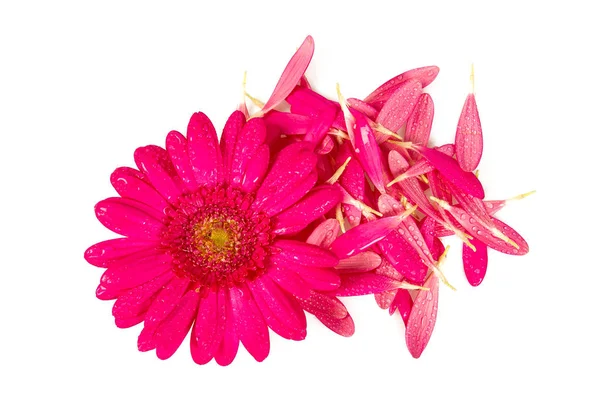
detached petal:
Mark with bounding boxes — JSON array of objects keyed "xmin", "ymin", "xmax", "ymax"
[
  {"xmin": 375, "ymin": 79, "xmax": 422, "ymax": 142},
  {"xmin": 406, "ymin": 275, "xmax": 439, "ymax": 358},
  {"xmin": 365, "ymin": 65, "xmax": 439, "ymax": 105},
  {"xmin": 455, "ymin": 93, "xmax": 483, "ymax": 172},
  {"xmin": 463, "ymin": 237, "xmax": 488, "ymax": 286}
]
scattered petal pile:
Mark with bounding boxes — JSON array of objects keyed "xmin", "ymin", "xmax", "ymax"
[{"xmin": 85, "ymin": 35, "xmax": 530, "ymax": 363}]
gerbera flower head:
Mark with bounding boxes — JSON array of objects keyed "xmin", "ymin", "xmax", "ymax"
[{"xmin": 85, "ymin": 110, "xmax": 345, "ymax": 365}]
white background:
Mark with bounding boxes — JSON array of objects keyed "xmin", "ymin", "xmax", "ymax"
[{"xmin": 1, "ymin": 1, "xmax": 597, "ymax": 419}]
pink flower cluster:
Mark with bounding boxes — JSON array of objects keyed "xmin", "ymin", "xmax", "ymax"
[{"xmin": 85, "ymin": 36, "xmax": 529, "ymax": 363}]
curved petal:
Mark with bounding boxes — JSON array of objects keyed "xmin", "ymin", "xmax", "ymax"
[
  {"xmin": 272, "ymin": 184, "xmax": 342, "ymax": 235},
  {"xmin": 110, "ymin": 167, "xmax": 169, "ymax": 212},
  {"xmin": 240, "ymin": 144, "xmax": 270, "ymax": 193},
  {"xmin": 214, "ymin": 289, "xmax": 239, "ymax": 366},
  {"xmin": 230, "ymin": 286, "xmax": 270, "ymax": 362},
  {"xmin": 134, "ymin": 145, "xmax": 184, "ymax": 204},
  {"xmin": 98, "ymin": 253, "xmax": 171, "ymax": 297},
  {"xmin": 187, "ymin": 112, "xmax": 223, "ymax": 187},
  {"xmin": 191, "ymin": 288, "xmax": 226, "ymax": 365},
  {"xmin": 230, "ymin": 118, "xmax": 266, "ymax": 187},
  {"xmin": 390, "ymin": 288, "xmax": 413, "ymax": 324},
  {"xmin": 220, "ymin": 110, "xmax": 246, "ymax": 177},
  {"xmin": 84, "ymin": 238, "xmax": 157, "ymax": 268},
  {"xmin": 155, "ymin": 290, "xmax": 201, "ymax": 360},
  {"xmin": 95, "ymin": 197, "xmax": 165, "ymax": 239},
  {"xmin": 268, "ymin": 265, "xmax": 311, "ymax": 299},
  {"xmin": 165, "ymin": 130, "xmax": 199, "ymax": 190},
  {"xmin": 274, "ymin": 239, "xmax": 339, "ymax": 267},
  {"xmin": 248, "ymin": 276, "xmax": 306, "ymax": 341}
]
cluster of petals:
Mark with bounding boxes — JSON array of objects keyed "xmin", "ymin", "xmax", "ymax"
[{"xmin": 85, "ymin": 35, "xmax": 529, "ymax": 363}]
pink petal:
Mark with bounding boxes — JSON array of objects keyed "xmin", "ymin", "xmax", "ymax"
[
  {"xmin": 375, "ymin": 79, "xmax": 422, "ymax": 141},
  {"xmin": 336, "ymin": 273, "xmax": 401, "ymax": 296},
  {"xmin": 463, "ymin": 237, "xmax": 488, "ymax": 287},
  {"xmin": 110, "ymin": 167, "xmax": 169, "ymax": 212},
  {"xmin": 405, "ymin": 274, "xmax": 439, "ymax": 358},
  {"xmin": 390, "ymin": 289, "xmax": 413, "ymax": 325},
  {"xmin": 190, "ymin": 288, "xmax": 225, "ymax": 365},
  {"xmin": 419, "ymin": 217, "xmax": 445, "ymax": 260},
  {"xmin": 220, "ymin": 110, "xmax": 246, "ymax": 177},
  {"xmin": 288, "ymin": 264, "xmax": 341, "ymax": 291},
  {"xmin": 252, "ymin": 142, "xmax": 317, "ymax": 215},
  {"xmin": 455, "ymin": 93, "xmax": 483, "ymax": 172},
  {"xmin": 248, "ymin": 276, "xmax": 307, "ymax": 340},
  {"xmin": 287, "ymin": 86, "xmax": 338, "ymax": 117},
  {"xmin": 264, "ymin": 111, "xmax": 312, "ymax": 136},
  {"xmin": 268, "ymin": 265, "xmax": 311, "ymax": 299},
  {"xmin": 315, "ymin": 135, "xmax": 335, "ymax": 154},
  {"xmin": 348, "ymin": 98, "xmax": 378, "ymax": 119},
  {"xmin": 137, "ymin": 275, "xmax": 189, "ymax": 352},
  {"xmin": 165, "ymin": 130, "xmax": 199, "ymax": 190},
  {"xmin": 306, "ymin": 218, "xmax": 340, "ymax": 248},
  {"xmin": 298, "ymin": 291, "xmax": 348, "ymax": 319},
  {"xmin": 261, "ymin": 35, "xmax": 315, "ymax": 115},
  {"xmin": 230, "ymin": 117, "xmax": 266, "ymax": 187},
  {"xmin": 365, "ymin": 65, "xmax": 439, "ymax": 105},
  {"xmin": 240, "ymin": 144, "xmax": 270, "ymax": 193},
  {"xmin": 375, "ymin": 289, "xmax": 397, "ymax": 310},
  {"xmin": 337, "ymin": 141, "xmax": 365, "ymax": 200},
  {"xmin": 330, "ymin": 214, "xmax": 409, "ymax": 258},
  {"xmin": 350, "ymin": 109, "xmax": 386, "ymax": 194},
  {"xmin": 214, "ymin": 289, "xmax": 240, "ymax": 366},
  {"xmin": 187, "ymin": 112, "xmax": 223, "ymax": 187},
  {"xmin": 377, "ymin": 231, "xmax": 428, "ymax": 284},
  {"xmin": 230, "ymin": 286, "xmax": 270, "ymax": 362},
  {"xmin": 274, "ymin": 239, "xmax": 339, "ymax": 267},
  {"xmin": 374, "ymin": 259, "xmax": 403, "ymax": 281},
  {"xmin": 414, "ymin": 145, "xmax": 485, "ymax": 199},
  {"xmin": 134, "ymin": 145, "xmax": 183, "ymax": 204},
  {"xmin": 84, "ymin": 238, "xmax": 157, "ymax": 268},
  {"xmin": 405, "ymin": 93, "xmax": 434, "ymax": 147},
  {"xmin": 272, "ymin": 184, "xmax": 342, "ymax": 235},
  {"xmin": 111, "ymin": 271, "xmax": 172, "ymax": 321},
  {"xmin": 314, "ymin": 313, "xmax": 355, "ymax": 337},
  {"xmin": 335, "ymin": 251, "xmax": 382, "ymax": 273},
  {"xmin": 94, "ymin": 197, "xmax": 165, "ymax": 239},
  {"xmin": 155, "ymin": 290, "xmax": 201, "ymax": 360}
]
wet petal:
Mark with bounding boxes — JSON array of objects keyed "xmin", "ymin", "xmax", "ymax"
[
  {"xmin": 405, "ymin": 93, "xmax": 434, "ymax": 147},
  {"xmin": 230, "ymin": 117, "xmax": 266, "ymax": 187},
  {"xmin": 110, "ymin": 167, "xmax": 169, "ymax": 212},
  {"xmin": 272, "ymin": 184, "xmax": 342, "ymax": 235},
  {"xmin": 390, "ymin": 289, "xmax": 413, "ymax": 324},
  {"xmin": 240, "ymin": 144, "xmax": 270, "ymax": 193},
  {"xmin": 190, "ymin": 288, "xmax": 226, "ymax": 365},
  {"xmin": 365, "ymin": 65, "xmax": 439, "ymax": 105},
  {"xmin": 306, "ymin": 218, "xmax": 340, "ymax": 248},
  {"xmin": 375, "ymin": 79, "xmax": 422, "ymax": 141},
  {"xmin": 336, "ymin": 273, "xmax": 401, "ymax": 296},
  {"xmin": 95, "ymin": 197, "xmax": 165, "ymax": 239},
  {"xmin": 112, "ymin": 271, "xmax": 172, "ymax": 321},
  {"xmin": 155, "ymin": 290, "xmax": 201, "ymax": 360},
  {"xmin": 405, "ymin": 275, "xmax": 439, "ymax": 358},
  {"xmin": 84, "ymin": 238, "xmax": 157, "ymax": 268},
  {"xmin": 455, "ymin": 93, "xmax": 483, "ymax": 172},
  {"xmin": 220, "ymin": 110, "xmax": 246, "ymax": 177},
  {"xmin": 165, "ymin": 130, "xmax": 199, "ymax": 190},
  {"xmin": 463, "ymin": 237, "xmax": 488, "ymax": 287},
  {"xmin": 230, "ymin": 286, "xmax": 270, "ymax": 362},
  {"xmin": 335, "ymin": 251, "xmax": 382, "ymax": 273},
  {"xmin": 268, "ymin": 265, "xmax": 311, "ymax": 299},
  {"xmin": 274, "ymin": 239, "xmax": 339, "ymax": 267},
  {"xmin": 187, "ymin": 112, "xmax": 223, "ymax": 186},
  {"xmin": 214, "ymin": 289, "xmax": 240, "ymax": 366},
  {"xmin": 134, "ymin": 145, "xmax": 183, "ymax": 204}
]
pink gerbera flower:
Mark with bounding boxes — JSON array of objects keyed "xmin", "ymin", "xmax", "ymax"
[{"xmin": 85, "ymin": 110, "xmax": 344, "ymax": 365}]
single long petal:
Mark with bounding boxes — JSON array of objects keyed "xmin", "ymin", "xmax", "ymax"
[
  {"xmin": 248, "ymin": 276, "xmax": 307, "ymax": 341},
  {"xmin": 288, "ymin": 264, "xmax": 341, "ymax": 291},
  {"xmin": 110, "ymin": 167, "xmax": 169, "ymax": 212},
  {"xmin": 268, "ymin": 265, "xmax": 311, "ymax": 299},
  {"xmin": 365, "ymin": 65, "xmax": 439, "ymax": 104},
  {"xmin": 297, "ymin": 291, "xmax": 348, "ymax": 319},
  {"xmin": 463, "ymin": 237, "xmax": 488, "ymax": 286},
  {"xmin": 261, "ymin": 35, "xmax": 315, "ymax": 115},
  {"xmin": 264, "ymin": 111, "xmax": 313, "ymax": 135},
  {"xmin": 214, "ymin": 289, "xmax": 239, "ymax": 366},
  {"xmin": 155, "ymin": 290, "xmax": 201, "ymax": 360},
  {"xmin": 390, "ymin": 289, "xmax": 413, "ymax": 325},
  {"xmin": 165, "ymin": 130, "xmax": 199, "ymax": 190},
  {"xmin": 190, "ymin": 288, "xmax": 226, "ymax": 365},
  {"xmin": 272, "ymin": 184, "xmax": 342, "ymax": 235},
  {"xmin": 377, "ymin": 231, "xmax": 428, "ymax": 284},
  {"xmin": 336, "ymin": 273, "xmax": 402, "ymax": 296},
  {"xmin": 240, "ymin": 144, "xmax": 270, "ymax": 193},
  {"xmin": 330, "ymin": 212, "xmax": 414, "ymax": 258},
  {"xmin": 230, "ymin": 117, "xmax": 266, "ymax": 187},
  {"xmin": 84, "ymin": 238, "xmax": 157, "ymax": 268},
  {"xmin": 274, "ymin": 239, "xmax": 339, "ymax": 267},
  {"xmin": 405, "ymin": 93, "xmax": 434, "ymax": 147},
  {"xmin": 348, "ymin": 98, "xmax": 378, "ymax": 119},
  {"xmin": 350, "ymin": 110, "xmax": 386, "ymax": 194},
  {"xmin": 230, "ymin": 286, "xmax": 270, "ymax": 362},
  {"xmin": 220, "ymin": 110, "xmax": 246, "ymax": 177},
  {"xmin": 375, "ymin": 289, "xmax": 397, "ymax": 310},
  {"xmin": 134, "ymin": 145, "xmax": 183, "ymax": 204},
  {"xmin": 337, "ymin": 141, "xmax": 365, "ymax": 200},
  {"xmin": 414, "ymin": 145, "xmax": 485, "ymax": 199},
  {"xmin": 455, "ymin": 93, "xmax": 483, "ymax": 172},
  {"xmin": 405, "ymin": 275, "xmax": 439, "ymax": 358},
  {"xmin": 187, "ymin": 112, "xmax": 223, "ymax": 186},
  {"xmin": 95, "ymin": 197, "xmax": 165, "ymax": 239}
]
